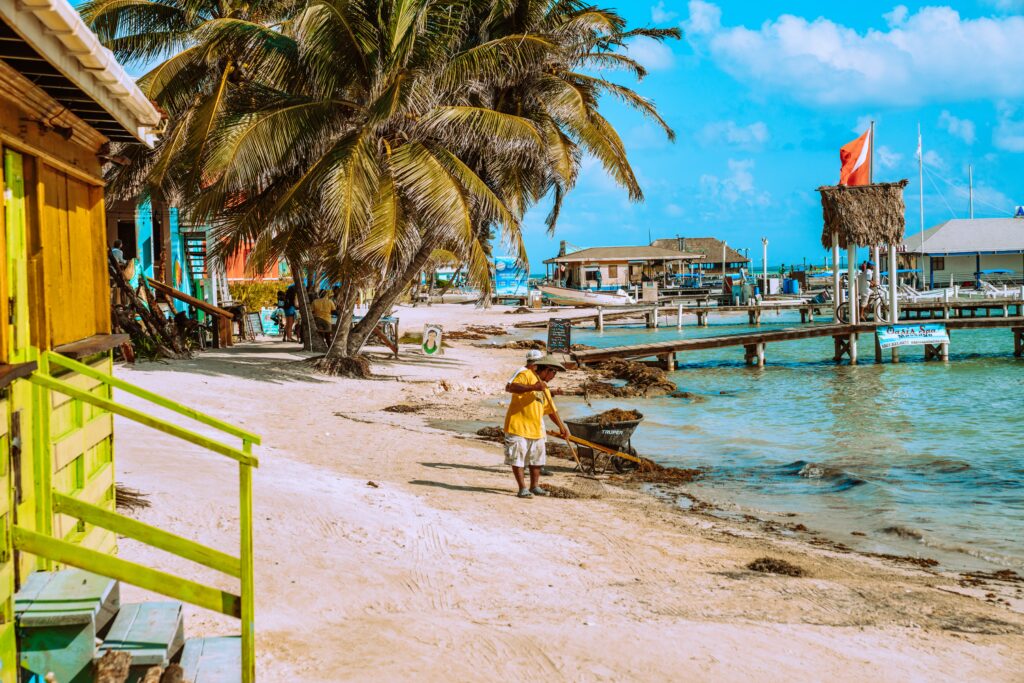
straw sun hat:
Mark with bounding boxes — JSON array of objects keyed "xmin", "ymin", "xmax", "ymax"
[{"xmin": 533, "ymin": 355, "xmax": 567, "ymax": 372}]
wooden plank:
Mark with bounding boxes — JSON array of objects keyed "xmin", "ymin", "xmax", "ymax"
[
  {"xmin": 12, "ymin": 527, "xmax": 242, "ymax": 618},
  {"xmin": 180, "ymin": 637, "xmax": 242, "ymax": 683},
  {"xmin": 14, "ymin": 568, "xmax": 118, "ymax": 627},
  {"xmin": 0, "ymin": 361, "xmax": 36, "ymax": 390},
  {"xmin": 146, "ymin": 278, "xmax": 234, "ymax": 319},
  {"xmin": 97, "ymin": 602, "xmax": 185, "ymax": 666},
  {"xmin": 54, "ymin": 492, "xmax": 241, "ymax": 578},
  {"xmin": 53, "ymin": 334, "xmax": 127, "ymax": 360},
  {"xmin": 53, "ymin": 412, "xmax": 112, "ymax": 471}
]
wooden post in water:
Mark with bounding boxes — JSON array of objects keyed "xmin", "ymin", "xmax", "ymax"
[
  {"xmin": 847, "ymin": 244, "xmax": 859, "ymax": 325},
  {"xmin": 596, "ymin": 306, "xmax": 604, "ymax": 331},
  {"xmin": 653, "ymin": 306, "xmax": 659, "ymax": 328},
  {"xmin": 832, "ymin": 233, "xmax": 841, "ymax": 320},
  {"xmin": 1014, "ymin": 327, "xmax": 1023, "ymax": 357},
  {"xmin": 756, "ymin": 342, "xmax": 766, "ymax": 367},
  {"xmin": 677, "ymin": 303, "xmax": 683, "ymax": 329}
]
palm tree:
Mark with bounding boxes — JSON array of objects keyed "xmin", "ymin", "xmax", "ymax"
[{"xmin": 196, "ymin": 0, "xmax": 678, "ymax": 370}]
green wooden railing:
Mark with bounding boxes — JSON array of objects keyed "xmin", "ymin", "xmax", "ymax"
[{"xmin": 17, "ymin": 351, "xmax": 260, "ymax": 682}]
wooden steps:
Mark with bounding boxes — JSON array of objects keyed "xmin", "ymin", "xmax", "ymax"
[
  {"xmin": 96, "ymin": 602, "xmax": 185, "ymax": 678},
  {"xmin": 16, "ymin": 571, "xmax": 240, "ymax": 682},
  {"xmin": 180, "ymin": 636, "xmax": 241, "ymax": 683},
  {"xmin": 15, "ymin": 569, "xmax": 119, "ymax": 683}
]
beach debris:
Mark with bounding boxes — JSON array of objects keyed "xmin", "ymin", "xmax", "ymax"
[
  {"xmin": 497, "ymin": 339, "xmax": 546, "ymax": 350},
  {"xmin": 627, "ymin": 462, "xmax": 703, "ymax": 484},
  {"xmin": 476, "ymin": 426, "xmax": 505, "ymax": 442},
  {"xmin": 746, "ymin": 557, "xmax": 807, "ymax": 577},
  {"xmin": 115, "ymin": 483, "xmax": 151, "ymax": 512},
  {"xmin": 579, "ymin": 408, "xmax": 642, "ymax": 427},
  {"xmin": 959, "ymin": 569, "xmax": 1024, "ymax": 587},
  {"xmin": 312, "ymin": 355, "xmax": 373, "ymax": 378},
  {"xmin": 367, "ymin": 481, "xmax": 379, "ymax": 488},
  {"xmin": 505, "ymin": 306, "xmax": 534, "ymax": 314},
  {"xmin": 584, "ymin": 359, "xmax": 676, "ymax": 398},
  {"xmin": 866, "ymin": 552, "xmax": 939, "ymax": 569},
  {"xmin": 447, "ymin": 325, "xmax": 508, "ymax": 340},
  {"xmin": 539, "ymin": 481, "xmax": 603, "ymax": 499},
  {"xmin": 669, "ymin": 390, "xmax": 707, "ymax": 402},
  {"xmin": 383, "ymin": 404, "xmax": 425, "ymax": 414}
]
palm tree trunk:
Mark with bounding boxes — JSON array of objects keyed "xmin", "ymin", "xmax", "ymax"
[
  {"xmin": 288, "ymin": 256, "xmax": 327, "ymax": 352},
  {"xmin": 346, "ymin": 236, "xmax": 439, "ymax": 356},
  {"xmin": 325, "ymin": 283, "xmax": 357, "ymax": 359}
]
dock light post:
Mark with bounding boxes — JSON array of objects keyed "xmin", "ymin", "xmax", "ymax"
[
  {"xmin": 722, "ymin": 240, "xmax": 727, "ymax": 277},
  {"xmin": 761, "ymin": 238, "xmax": 768, "ymax": 297}
]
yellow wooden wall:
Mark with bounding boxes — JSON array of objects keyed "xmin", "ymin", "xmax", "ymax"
[
  {"xmin": 36, "ymin": 164, "xmax": 110, "ymax": 349},
  {"xmin": 0, "ymin": 396, "xmax": 15, "ymax": 683},
  {"xmin": 49, "ymin": 356, "xmax": 115, "ymax": 554}
]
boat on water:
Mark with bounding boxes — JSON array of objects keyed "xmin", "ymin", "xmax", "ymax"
[{"xmin": 538, "ymin": 284, "xmax": 635, "ymax": 306}]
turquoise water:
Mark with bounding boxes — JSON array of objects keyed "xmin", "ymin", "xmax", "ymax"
[{"xmin": 557, "ymin": 311, "xmax": 1024, "ymax": 570}]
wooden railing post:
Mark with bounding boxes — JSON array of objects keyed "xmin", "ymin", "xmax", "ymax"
[{"xmin": 240, "ymin": 441, "xmax": 255, "ymax": 683}]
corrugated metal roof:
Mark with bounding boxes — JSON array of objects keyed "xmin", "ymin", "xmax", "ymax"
[
  {"xmin": 900, "ymin": 218, "xmax": 1024, "ymax": 254},
  {"xmin": 544, "ymin": 245, "xmax": 703, "ymax": 264}
]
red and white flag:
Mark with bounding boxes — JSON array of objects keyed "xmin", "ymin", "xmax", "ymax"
[{"xmin": 839, "ymin": 128, "xmax": 872, "ymax": 186}]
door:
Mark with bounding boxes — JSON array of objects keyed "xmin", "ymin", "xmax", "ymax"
[{"xmin": 4, "ymin": 149, "xmax": 39, "ymax": 582}]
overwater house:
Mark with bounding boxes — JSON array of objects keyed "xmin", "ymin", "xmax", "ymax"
[
  {"xmin": 651, "ymin": 237, "xmax": 751, "ymax": 275},
  {"xmin": 0, "ymin": 1, "xmax": 256, "ymax": 680},
  {"xmin": 900, "ymin": 217, "xmax": 1024, "ymax": 290},
  {"xmin": 544, "ymin": 241, "xmax": 703, "ymax": 289}
]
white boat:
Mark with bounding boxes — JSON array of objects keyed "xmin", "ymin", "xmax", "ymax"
[{"xmin": 538, "ymin": 285, "xmax": 635, "ymax": 306}]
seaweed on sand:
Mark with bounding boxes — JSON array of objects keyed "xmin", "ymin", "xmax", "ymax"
[{"xmin": 746, "ymin": 557, "xmax": 807, "ymax": 577}]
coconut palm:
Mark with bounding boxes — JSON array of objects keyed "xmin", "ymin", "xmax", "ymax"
[{"xmin": 195, "ymin": 0, "xmax": 678, "ymax": 369}]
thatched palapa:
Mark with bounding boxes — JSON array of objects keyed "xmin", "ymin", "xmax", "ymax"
[{"xmin": 818, "ymin": 180, "xmax": 909, "ymax": 250}]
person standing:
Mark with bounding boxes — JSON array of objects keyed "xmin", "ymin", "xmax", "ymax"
[
  {"xmin": 503, "ymin": 355, "xmax": 570, "ymax": 498},
  {"xmin": 282, "ymin": 283, "xmax": 298, "ymax": 342}
]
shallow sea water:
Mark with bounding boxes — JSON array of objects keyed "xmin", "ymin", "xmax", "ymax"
[{"xmin": 556, "ymin": 310, "xmax": 1024, "ymax": 570}]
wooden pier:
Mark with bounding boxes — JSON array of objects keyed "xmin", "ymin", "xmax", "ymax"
[
  {"xmin": 519, "ymin": 295, "xmax": 1024, "ymax": 333},
  {"xmin": 570, "ymin": 317, "xmax": 1024, "ymax": 369}
]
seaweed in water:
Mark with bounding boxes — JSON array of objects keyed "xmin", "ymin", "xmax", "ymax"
[{"xmin": 746, "ymin": 557, "xmax": 807, "ymax": 577}]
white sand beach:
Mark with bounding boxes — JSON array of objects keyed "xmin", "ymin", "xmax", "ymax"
[{"xmin": 111, "ymin": 305, "xmax": 1024, "ymax": 682}]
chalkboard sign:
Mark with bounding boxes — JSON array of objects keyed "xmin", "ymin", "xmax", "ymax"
[
  {"xmin": 244, "ymin": 312, "xmax": 264, "ymax": 340},
  {"xmin": 547, "ymin": 318, "xmax": 572, "ymax": 353}
]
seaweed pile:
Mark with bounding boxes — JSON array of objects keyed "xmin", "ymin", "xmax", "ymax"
[
  {"xmin": 578, "ymin": 408, "xmax": 643, "ymax": 426},
  {"xmin": 579, "ymin": 359, "xmax": 676, "ymax": 398}
]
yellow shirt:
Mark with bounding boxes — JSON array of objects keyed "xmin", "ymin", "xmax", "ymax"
[
  {"xmin": 310, "ymin": 296, "xmax": 334, "ymax": 324},
  {"xmin": 503, "ymin": 368, "xmax": 556, "ymax": 440}
]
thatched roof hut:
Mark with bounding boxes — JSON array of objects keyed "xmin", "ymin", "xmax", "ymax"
[{"xmin": 818, "ymin": 180, "xmax": 909, "ymax": 249}]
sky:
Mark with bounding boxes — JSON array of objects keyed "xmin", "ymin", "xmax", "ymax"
[{"xmin": 515, "ymin": 0, "xmax": 1024, "ymax": 272}]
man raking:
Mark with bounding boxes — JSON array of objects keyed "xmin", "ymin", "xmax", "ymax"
[{"xmin": 503, "ymin": 355, "xmax": 570, "ymax": 498}]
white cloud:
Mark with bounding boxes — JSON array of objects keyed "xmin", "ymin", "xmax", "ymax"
[
  {"xmin": 853, "ymin": 114, "xmax": 877, "ymax": 135},
  {"xmin": 876, "ymin": 145, "xmax": 903, "ymax": 170},
  {"xmin": 622, "ymin": 37, "xmax": 675, "ymax": 71},
  {"xmin": 651, "ymin": 1, "xmax": 677, "ymax": 23},
  {"xmin": 699, "ymin": 159, "xmax": 771, "ymax": 206},
  {"xmin": 698, "ymin": 120, "xmax": 769, "ymax": 149},
  {"xmin": 665, "ymin": 203, "xmax": 684, "ymax": 216},
  {"xmin": 922, "ymin": 149, "xmax": 946, "ymax": 169},
  {"xmin": 682, "ymin": 1, "xmax": 1024, "ymax": 105},
  {"xmin": 994, "ymin": 104, "xmax": 1024, "ymax": 152},
  {"xmin": 982, "ymin": 0, "xmax": 1024, "ymax": 13},
  {"xmin": 938, "ymin": 111, "xmax": 976, "ymax": 144}
]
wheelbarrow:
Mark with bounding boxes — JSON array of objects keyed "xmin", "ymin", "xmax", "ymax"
[{"xmin": 563, "ymin": 414, "xmax": 643, "ymax": 475}]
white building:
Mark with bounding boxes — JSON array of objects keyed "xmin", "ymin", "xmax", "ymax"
[{"xmin": 900, "ymin": 217, "xmax": 1024, "ymax": 289}]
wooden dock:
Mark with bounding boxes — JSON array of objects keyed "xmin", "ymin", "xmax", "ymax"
[
  {"xmin": 518, "ymin": 296, "xmax": 1024, "ymax": 332},
  {"xmin": 570, "ymin": 317, "xmax": 1024, "ymax": 369}
]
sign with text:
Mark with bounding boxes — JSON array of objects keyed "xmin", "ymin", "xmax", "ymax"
[
  {"xmin": 547, "ymin": 318, "xmax": 572, "ymax": 353},
  {"xmin": 1015, "ymin": 205, "xmax": 1024, "ymax": 218},
  {"xmin": 876, "ymin": 323, "xmax": 949, "ymax": 350}
]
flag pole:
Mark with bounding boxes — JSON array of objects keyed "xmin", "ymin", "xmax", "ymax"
[{"xmin": 869, "ymin": 120, "xmax": 874, "ymax": 184}]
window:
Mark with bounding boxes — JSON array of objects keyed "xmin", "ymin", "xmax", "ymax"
[
  {"xmin": 608, "ymin": 265, "xmax": 618, "ymax": 278},
  {"xmin": 584, "ymin": 269, "xmax": 600, "ymax": 281},
  {"xmin": 932, "ymin": 257, "xmax": 945, "ymax": 271}
]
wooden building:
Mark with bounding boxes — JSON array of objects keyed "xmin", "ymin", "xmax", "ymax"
[
  {"xmin": 0, "ymin": 2, "xmax": 257, "ymax": 681},
  {"xmin": 899, "ymin": 217, "xmax": 1024, "ymax": 289},
  {"xmin": 544, "ymin": 243, "xmax": 702, "ymax": 289},
  {"xmin": 651, "ymin": 237, "xmax": 750, "ymax": 275}
]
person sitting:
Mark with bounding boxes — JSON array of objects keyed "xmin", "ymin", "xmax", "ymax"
[{"xmin": 310, "ymin": 289, "xmax": 335, "ymax": 344}]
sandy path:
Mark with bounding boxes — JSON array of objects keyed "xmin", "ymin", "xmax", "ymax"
[{"xmin": 111, "ymin": 305, "xmax": 1024, "ymax": 682}]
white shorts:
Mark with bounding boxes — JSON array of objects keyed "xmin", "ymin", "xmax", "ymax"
[{"xmin": 504, "ymin": 435, "xmax": 546, "ymax": 468}]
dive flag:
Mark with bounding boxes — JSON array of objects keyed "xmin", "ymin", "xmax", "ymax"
[{"xmin": 839, "ymin": 128, "xmax": 872, "ymax": 186}]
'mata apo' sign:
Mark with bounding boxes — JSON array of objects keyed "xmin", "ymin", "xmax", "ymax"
[{"xmin": 876, "ymin": 323, "xmax": 949, "ymax": 350}]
